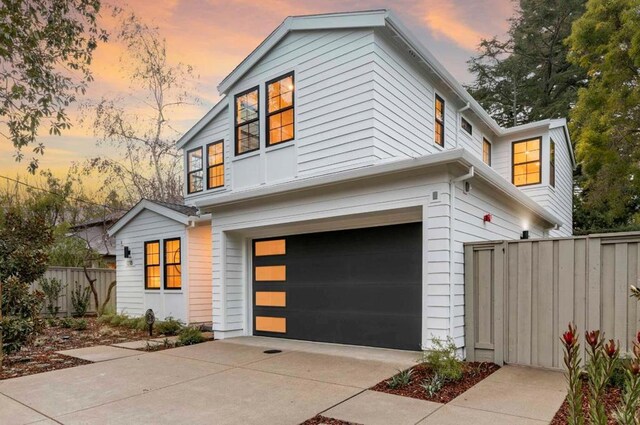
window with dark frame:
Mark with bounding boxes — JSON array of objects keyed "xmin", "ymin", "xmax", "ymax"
[
  {"xmin": 187, "ymin": 148, "xmax": 203, "ymax": 193},
  {"xmin": 461, "ymin": 117, "xmax": 472, "ymax": 135},
  {"xmin": 512, "ymin": 138, "xmax": 541, "ymax": 187},
  {"xmin": 267, "ymin": 73, "xmax": 295, "ymax": 146},
  {"xmin": 164, "ymin": 238, "xmax": 181, "ymax": 290},
  {"xmin": 483, "ymin": 138, "xmax": 492, "ymax": 166},
  {"xmin": 435, "ymin": 95, "xmax": 445, "ymax": 147},
  {"xmin": 550, "ymin": 139, "xmax": 556, "ymax": 188},
  {"xmin": 235, "ymin": 87, "xmax": 260, "ymax": 155},
  {"xmin": 207, "ymin": 141, "xmax": 224, "ymax": 189},
  {"xmin": 144, "ymin": 241, "xmax": 160, "ymax": 290}
]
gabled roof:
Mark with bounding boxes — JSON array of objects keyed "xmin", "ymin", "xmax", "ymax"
[
  {"xmin": 179, "ymin": 9, "xmax": 575, "ymax": 166},
  {"xmin": 107, "ymin": 199, "xmax": 198, "ymax": 237}
]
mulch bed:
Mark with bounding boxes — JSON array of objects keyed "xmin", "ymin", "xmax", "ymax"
[
  {"xmin": 0, "ymin": 318, "xmax": 148, "ymax": 380},
  {"xmin": 370, "ymin": 362, "xmax": 500, "ymax": 403},
  {"xmin": 300, "ymin": 415, "xmax": 360, "ymax": 425},
  {"xmin": 551, "ymin": 379, "xmax": 622, "ymax": 425}
]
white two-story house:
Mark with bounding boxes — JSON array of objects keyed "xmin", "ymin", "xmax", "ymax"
[{"xmin": 108, "ymin": 10, "xmax": 574, "ymax": 352}]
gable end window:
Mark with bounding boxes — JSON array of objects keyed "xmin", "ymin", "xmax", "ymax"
[
  {"xmin": 207, "ymin": 141, "xmax": 225, "ymax": 189},
  {"xmin": 550, "ymin": 139, "xmax": 556, "ymax": 188},
  {"xmin": 164, "ymin": 238, "xmax": 181, "ymax": 290},
  {"xmin": 266, "ymin": 72, "xmax": 295, "ymax": 146},
  {"xmin": 483, "ymin": 138, "xmax": 492, "ymax": 166},
  {"xmin": 187, "ymin": 148, "xmax": 203, "ymax": 194},
  {"xmin": 434, "ymin": 94, "xmax": 445, "ymax": 147},
  {"xmin": 144, "ymin": 241, "xmax": 160, "ymax": 290},
  {"xmin": 461, "ymin": 117, "xmax": 472, "ymax": 135},
  {"xmin": 512, "ymin": 137, "xmax": 541, "ymax": 187},
  {"xmin": 235, "ymin": 87, "xmax": 260, "ymax": 155}
]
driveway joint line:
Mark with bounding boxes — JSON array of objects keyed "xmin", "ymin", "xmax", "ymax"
[
  {"xmin": 0, "ymin": 390, "xmax": 64, "ymax": 424},
  {"xmin": 412, "ymin": 402, "xmax": 445, "ymax": 424},
  {"xmin": 316, "ymin": 388, "xmax": 368, "ymax": 416},
  {"xmin": 448, "ymin": 403, "xmax": 552, "ymax": 422},
  {"xmin": 235, "ymin": 364, "xmax": 365, "ymax": 390}
]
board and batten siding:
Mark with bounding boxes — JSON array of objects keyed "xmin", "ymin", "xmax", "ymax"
[
  {"xmin": 187, "ymin": 224, "xmax": 213, "ymax": 324},
  {"xmin": 115, "ymin": 209, "xmax": 187, "ymax": 320}
]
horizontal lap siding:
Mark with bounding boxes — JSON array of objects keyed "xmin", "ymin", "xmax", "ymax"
[
  {"xmin": 115, "ymin": 210, "xmax": 186, "ymax": 317},
  {"xmin": 187, "ymin": 224, "xmax": 212, "ymax": 324}
]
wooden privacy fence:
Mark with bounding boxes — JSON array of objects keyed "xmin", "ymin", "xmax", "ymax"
[
  {"xmin": 32, "ymin": 267, "xmax": 116, "ymax": 316},
  {"xmin": 465, "ymin": 232, "xmax": 640, "ymax": 370}
]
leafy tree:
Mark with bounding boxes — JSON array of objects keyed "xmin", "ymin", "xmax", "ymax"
[
  {"xmin": 467, "ymin": 0, "xmax": 587, "ymax": 126},
  {"xmin": 80, "ymin": 13, "xmax": 198, "ymax": 205},
  {"xmin": 567, "ymin": 0, "xmax": 640, "ymax": 229},
  {"xmin": 0, "ymin": 0, "xmax": 106, "ymax": 172}
]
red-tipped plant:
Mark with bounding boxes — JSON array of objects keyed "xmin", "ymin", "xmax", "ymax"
[
  {"xmin": 614, "ymin": 342, "xmax": 640, "ymax": 425},
  {"xmin": 562, "ymin": 323, "xmax": 584, "ymax": 425},
  {"xmin": 585, "ymin": 333, "xmax": 618, "ymax": 425}
]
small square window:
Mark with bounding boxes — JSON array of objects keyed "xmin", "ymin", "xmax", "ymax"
[{"xmin": 461, "ymin": 117, "xmax": 472, "ymax": 135}]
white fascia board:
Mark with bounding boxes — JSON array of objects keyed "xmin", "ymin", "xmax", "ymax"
[
  {"xmin": 217, "ymin": 10, "xmax": 388, "ymax": 94},
  {"xmin": 176, "ymin": 99, "xmax": 227, "ymax": 150},
  {"xmin": 195, "ymin": 148, "xmax": 561, "ymax": 228},
  {"xmin": 107, "ymin": 200, "xmax": 190, "ymax": 237}
]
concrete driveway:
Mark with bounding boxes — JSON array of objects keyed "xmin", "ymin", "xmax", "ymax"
[{"xmin": 0, "ymin": 337, "xmax": 418, "ymax": 425}]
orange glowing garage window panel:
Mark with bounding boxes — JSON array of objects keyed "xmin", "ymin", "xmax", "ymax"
[
  {"xmin": 255, "ymin": 239, "xmax": 286, "ymax": 256},
  {"xmin": 255, "ymin": 265, "xmax": 286, "ymax": 281},
  {"xmin": 255, "ymin": 291, "xmax": 286, "ymax": 307},
  {"xmin": 255, "ymin": 316, "xmax": 286, "ymax": 333}
]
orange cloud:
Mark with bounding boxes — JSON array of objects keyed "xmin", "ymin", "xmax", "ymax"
[{"xmin": 423, "ymin": 3, "xmax": 489, "ymax": 50}]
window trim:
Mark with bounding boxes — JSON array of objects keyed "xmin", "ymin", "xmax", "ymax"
[
  {"xmin": 234, "ymin": 85, "xmax": 260, "ymax": 156},
  {"xmin": 163, "ymin": 238, "xmax": 182, "ymax": 290},
  {"xmin": 511, "ymin": 137, "xmax": 542, "ymax": 187},
  {"xmin": 265, "ymin": 71, "xmax": 295, "ymax": 147},
  {"xmin": 206, "ymin": 140, "xmax": 225, "ymax": 190},
  {"xmin": 434, "ymin": 94, "xmax": 445, "ymax": 147},
  {"xmin": 186, "ymin": 147, "xmax": 204, "ymax": 194},
  {"xmin": 550, "ymin": 139, "xmax": 556, "ymax": 188},
  {"xmin": 144, "ymin": 240, "xmax": 161, "ymax": 290},
  {"xmin": 461, "ymin": 117, "xmax": 472, "ymax": 135},
  {"xmin": 483, "ymin": 138, "xmax": 492, "ymax": 166}
]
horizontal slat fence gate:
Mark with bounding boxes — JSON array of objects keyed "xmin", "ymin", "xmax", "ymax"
[
  {"xmin": 465, "ymin": 233, "xmax": 640, "ymax": 369},
  {"xmin": 32, "ymin": 267, "xmax": 116, "ymax": 316}
]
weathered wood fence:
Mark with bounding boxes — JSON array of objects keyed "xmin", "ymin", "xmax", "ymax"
[
  {"xmin": 465, "ymin": 232, "xmax": 640, "ymax": 369},
  {"xmin": 33, "ymin": 267, "xmax": 116, "ymax": 316}
]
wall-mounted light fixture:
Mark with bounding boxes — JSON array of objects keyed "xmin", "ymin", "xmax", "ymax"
[
  {"xmin": 124, "ymin": 246, "xmax": 131, "ymax": 258},
  {"xmin": 521, "ymin": 230, "xmax": 529, "ymax": 240}
]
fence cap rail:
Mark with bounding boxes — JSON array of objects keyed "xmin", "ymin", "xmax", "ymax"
[{"xmin": 463, "ymin": 230, "xmax": 640, "ymax": 247}]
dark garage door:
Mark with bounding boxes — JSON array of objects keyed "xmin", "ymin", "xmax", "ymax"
[{"xmin": 252, "ymin": 223, "xmax": 422, "ymax": 350}]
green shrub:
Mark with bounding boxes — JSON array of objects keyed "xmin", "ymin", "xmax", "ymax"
[
  {"xmin": 39, "ymin": 277, "xmax": 66, "ymax": 317},
  {"xmin": 421, "ymin": 336, "xmax": 463, "ymax": 382},
  {"xmin": 155, "ymin": 316, "xmax": 183, "ymax": 336},
  {"xmin": 110, "ymin": 314, "xmax": 127, "ymax": 326},
  {"xmin": 609, "ymin": 356, "xmax": 629, "ymax": 389},
  {"xmin": 178, "ymin": 327, "xmax": 205, "ymax": 345},
  {"xmin": 97, "ymin": 314, "xmax": 115, "ymax": 325},
  {"xmin": 71, "ymin": 319, "xmax": 88, "ymax": 331},
  {"xmin": 386, "ymin": 368, "xmax": 413, "ymax": 389},
  {"xmin": 60, "ymin": 317, "xmax": 74, "ymax": 329},
  {"xmin": 1, "ymin": 277, "xmax": 45, "ymax": 354},
  {"xmin": 421, "ymin": 373, "xmax": 444, "ymax": 397},
  {"xmin": 70, "ymin": 283, "xmax": 91, "ymax": 317}
]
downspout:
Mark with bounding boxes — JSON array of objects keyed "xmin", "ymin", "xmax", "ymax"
[
  {"xmin": 449, "ymin": 165, "xmax": 474, "ymax": 343},
  {"xmin": 455, "ymin": 103, "xmax": 471, "ymax": 149}
]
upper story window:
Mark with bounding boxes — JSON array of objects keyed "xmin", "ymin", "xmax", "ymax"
[
  {"xmin": 235, "ymin": 87, "xmax": 260, "ymax": 155},
  {"xmin": 461, "ymin": 117, "xmax": 472, "ymax": 135},
  {"xmin": 144, "ymin": 240, "xmax": 160, "ymax": 290},
  {"xmin": 550, "ymin": 139, "xmax": 556, "ymax": 188},
  {"xmin": 513, "ymin": 138, "xmax": 541, "ymax": 187},
  {"xmin": 207, "ymin": 141, "xmax": 224, "ymax": 189},
  {"xmin": 267, "ymin": 72, "xmax": 295, "ymax": 146},
  {"xmin": 483, "ymin": 138, "xmax": 492, "ymax": 166},
  {"xmin": 435, "ymin": 94, "xmax": 445, "ymax": 147},
  {"xmin": 164, "ymin": 238, "xmax": 181, "ymax": 290},
  {"xmin": 187, "ymin": 148, "xmax": 203, "ymax": 194}
]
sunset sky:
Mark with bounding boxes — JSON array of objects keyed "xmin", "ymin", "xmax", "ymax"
[{"xmin": 1, "ymin": 0, "xmax": 514, "ymax": 181}]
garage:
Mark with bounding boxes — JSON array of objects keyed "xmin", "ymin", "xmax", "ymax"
[{"xmin": 252, "ymin": 222, "xmax": 422, "ymax": 350}]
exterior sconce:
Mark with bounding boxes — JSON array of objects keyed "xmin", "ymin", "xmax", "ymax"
[
  {"xmin": 124, "ymin": 246, "xmax": 131, "ymax": 258},
  {"xmin": 521, "ymin": 230, "xmax": 529, "ymax": 240}
]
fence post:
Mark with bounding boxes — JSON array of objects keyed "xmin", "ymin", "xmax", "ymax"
[{"xmin": 65, "ymin": 268, "xmax": 73, "ymax": 317}]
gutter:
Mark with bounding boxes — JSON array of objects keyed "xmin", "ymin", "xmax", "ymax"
[{"xmin": 449, "ymin": 166, "xmax": 474, "ymax": 342}]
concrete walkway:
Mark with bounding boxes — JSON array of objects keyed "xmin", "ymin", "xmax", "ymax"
[{"xmin": 0, "ymin": 337, "xmax": 566, "ymax": 425}]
